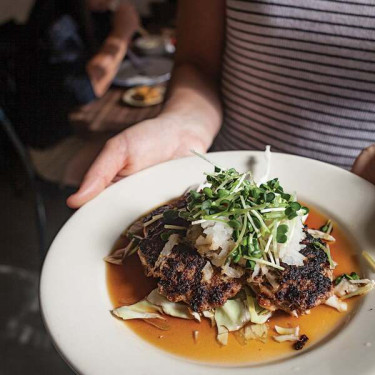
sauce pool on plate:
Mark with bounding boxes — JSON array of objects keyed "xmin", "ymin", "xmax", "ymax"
[{"xmin": 106, "ymin": 205, "xmax": 361, "ymax": 365}]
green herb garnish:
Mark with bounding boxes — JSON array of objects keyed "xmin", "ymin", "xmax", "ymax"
[
  {"xmin": 164, "ymin": 152, "xmax": 316, "ymax": 271},
  {"xmin": 313, "ymin": 240, "xmax": 335, "ymax": 269},
  {"xmin": 276, "ymin": 224, "xmax": 288, "ymax": 244},
  {"xmin": 334, "ymin": 272, "xmax": 360, "ymax": 285},
  {"xmin": 320, "ymin": 219, "xmax": 333, "ymax": 234},
  {"xmin": 163, "ymin": 209, "xmax": 180, "ymax": 221}
]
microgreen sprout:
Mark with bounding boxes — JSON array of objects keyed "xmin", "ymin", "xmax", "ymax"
[
  {"xmin": 320, "ymin": 219, "xmax": 333, "ymax": 235},
  {"xmin": 163, "ymin": 210, "xmax": 180, "ymax": 221},
  {"xmin": 362, "ymin": 251, "xmax": 375, "ymax": 272},
  {"xmin": 170, "ymin": 151, "xmax": 316, "ymax": 271},
  {"xmin": 313, "ymin": 241, "xmax": 335, "ymax": 269},
  {"xmin": 276, "ymin": 224, "xmax": 288, "ymax": 244}
]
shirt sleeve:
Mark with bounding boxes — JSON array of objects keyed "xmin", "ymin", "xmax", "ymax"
[{"xmin": 47, "ymin": 15, "xmax": 96, "ymax": 105}]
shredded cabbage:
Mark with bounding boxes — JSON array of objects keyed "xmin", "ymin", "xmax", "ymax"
[
  {"xmin": 242, "ymin": 323, "xmax": 268, "ymax": 343},
  {"xmin": 214, "ymin": 299, "xmax": 250, "ymax": 333},
  {"xmin": 155, "ymin": 234, "xmax": 179, "ymax": 268},
  {"xmin": 112, "ymin": 300, "xmax": 163, "ymax": 320},
  {"xmin": 104, "ymin": 247, "xmax": 127, "ymax": 265},
  {"xmin": 217, "ymin": 327, "xmax": 229, "ymax": 345},
  {"xmin": 147, "ymin": 289, "xmax": 199, "ymax": 320},
  {"xmin": 325, "ymin": 295, "xmax": 348, "ymax": 312},
  {"xmin": 341, "ymin": 281, "xmax": 375, "ymax": 300},
  {"xmin": 258, "ymin": 145, "xmax": 271, "ymax": 185},
  {"xmin": 273, "ymin": 325, "xmax": 300, "ymax": 342},
  {"xmin": 307, "ymin": 229, "xmax": 336, "ymax": 242},
  {"xmin": 201, "ymin": 261, "xmax": 214, "ymax": 282},
  {"xmin": 273, "ymin": 334, "xmax": 299, "ymax": 342},
  {"xmin": 274, "ymin": 325, "xmax": 299, "ymax": 335},
  {"xmin": 245, "ymin": 290, "xmax": 273, "ymax": 324},
  {"xmin": 113, "ymin": 289, "xmax": 201, "ymax": 322},
  {"xmin": 193, "ymin": 330, "xmax": 199, "ymax": 342},
  {"xmin": 334, "ymin": 278, "xmax": 357, "ymax": 297},
  {"xmin": 202, "ymin": 310, "xmax": 215, "ymax": 326},
  {"xmin": 222, "ymin": 263, "xmax": 244, "ymax": 278},
  {"xmin": 334, "ymin": 278, "xmax": 375, "ymax": 300}
]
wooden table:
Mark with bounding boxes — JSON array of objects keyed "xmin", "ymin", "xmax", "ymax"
[{"xmin": 69, "ymin": 88, "xmax": 163, "ymax": 133}]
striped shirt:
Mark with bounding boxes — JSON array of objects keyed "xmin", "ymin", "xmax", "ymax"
[{"xmin": 213, "ymin": 0, "xmax": 375, "ymax": 169}]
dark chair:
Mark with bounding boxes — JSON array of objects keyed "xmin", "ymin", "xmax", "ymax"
[
  {"xmin": 0, "ymin": 109, "xmax": 47, "ymax": 258},
  {"xmin": 0, "ymin": 20, "xmax": 47, "ymax": 258}
]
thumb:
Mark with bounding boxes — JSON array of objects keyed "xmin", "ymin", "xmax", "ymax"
[
  {"xmin": 67, "ymin": 136, "xmax": 128, "ymax": 208},
  {"xmin": 352, "ymin": 144, "xmax": 375, "ymax": 175}
]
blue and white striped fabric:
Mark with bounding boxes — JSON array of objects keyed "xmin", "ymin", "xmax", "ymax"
[{"xmin": 214, "ymin": 0, "xmax": 375, "ymax": 168}]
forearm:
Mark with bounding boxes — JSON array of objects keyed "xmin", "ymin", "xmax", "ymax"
[
  {"xmin": 160, "ymin": 63, "xmax": 223, "ymax": 152},
  {"xmin": 156, "ymin": 0, "xmax": 225, "ymax": 152},
  {"xmin": 86, "ymin": 35, "xmax": 128, "ymax": 97}
]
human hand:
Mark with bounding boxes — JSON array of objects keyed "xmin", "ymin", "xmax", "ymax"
[
  {"xmin": 66, "ymin": 115, "xmax": 209, "ymax": 208},
  {"xmin": 352, "ymin": 144, "xmax": 375, "ymax": 185},
  {"xmin": 111, "ymin": 1, "xmax": 140, "ymax": 40}
]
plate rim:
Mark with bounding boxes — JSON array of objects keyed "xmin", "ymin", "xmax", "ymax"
[{"xmin": 40, "ymin": 150, "xmax": 375, "ymax": 375}]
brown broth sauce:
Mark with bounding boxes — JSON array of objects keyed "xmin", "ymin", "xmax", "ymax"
[{"xmin": 106, "ymin": 205, "xmax": 361, "ymax": 364}]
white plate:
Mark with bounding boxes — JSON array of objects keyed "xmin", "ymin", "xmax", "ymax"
[
  {"xmin": 113, "ymin": 57, "xmax": 173, "ymax": 87},
  {"xmin": 40, "ymin": 151, "xmax": 375, "ymax": 375}
]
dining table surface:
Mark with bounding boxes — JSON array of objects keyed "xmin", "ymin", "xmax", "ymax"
[{"xmin": 69, "ymin": 87, "xmax": 163, "ymax": 134}]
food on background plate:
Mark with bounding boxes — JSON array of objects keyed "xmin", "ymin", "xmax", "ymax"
[
  {"xmin": 122, "ymin": 85, "xmax": 165, "ymax": 107},
  {"xmin": 106, "ymin": 149, "xmax": 375, "ymax": 353},
  {"xmin": 132, "ymin": 86, "xmax": 161, "ymax": 102}
]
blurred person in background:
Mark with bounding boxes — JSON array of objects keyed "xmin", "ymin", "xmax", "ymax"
[
  {"xmin": 68, "ymin": 0, "xmax": 375, "ymax": 208},
  {"xmin": 11, "ymin": 0, "xmax": 139, "ymax": 185}
]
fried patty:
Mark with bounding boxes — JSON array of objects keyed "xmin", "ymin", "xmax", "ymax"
[
  {"xmin": 138, "ymin": 201, "xmax": 333, "ymax": 315},
  {"xmin": 251, "ymin": 232, "xmax": 333, "ymax": 314},
  {"xmin": 138, "ymin": 202, "xmax": 242, "ymax": 312},
  {"xmin": 157, "ymin": 243, "xmax": 242, "ymax": 312}
]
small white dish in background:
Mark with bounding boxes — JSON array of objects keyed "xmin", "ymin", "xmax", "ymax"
[
  {"xmin": 40, "ymin": 151, "xmax": 375, "ymax": 375},
  {"xmin": 134, "ymin": 35, "xmax": 166, "ymax": 56},
  {"xmin": 122, "ymin": 85, "xmax": 165, "ymax": 107},
  {"xmin": 113, "ymin": 57, "xmax": 173, "ymax": 87}
]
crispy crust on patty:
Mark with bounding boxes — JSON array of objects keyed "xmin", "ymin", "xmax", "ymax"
[
  {"xmin": 138, "ymin": 202, "xmax": 242, "ymax": 312},
  {"xmin": 138, "ymin": 201, "xmax": 333, "ymax": 315},
  {"xmin": 251, "ymin": 232, "xmax": 333, "ymax": 314}
]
